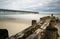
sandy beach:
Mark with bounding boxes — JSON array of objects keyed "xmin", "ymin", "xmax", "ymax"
[{"xmin": 0, "ymin": 19, "xmax": 31, "ymax": 37}]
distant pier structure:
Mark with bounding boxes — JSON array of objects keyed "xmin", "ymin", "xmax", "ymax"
[{"xmin": 0, "ymin": 9, "xmax": 38, "ymax": 15}]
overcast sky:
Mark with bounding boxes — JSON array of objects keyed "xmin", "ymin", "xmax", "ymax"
[{"xmin": 0, "ymin": 0, "xmax": 60, "ymax": 12}]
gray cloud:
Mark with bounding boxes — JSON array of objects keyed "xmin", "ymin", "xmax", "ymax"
[{"xmin": 0, "ymin": 0, "xmax": 60, "ymax": 12}]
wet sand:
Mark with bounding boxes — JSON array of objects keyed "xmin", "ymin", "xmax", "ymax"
[{"xmin": 0, "ymin": 19, "xmax": 31, "ymax": 37}]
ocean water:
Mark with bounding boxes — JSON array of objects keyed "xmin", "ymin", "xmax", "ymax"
[{"xmin": 0, "ymin": 14, "xmax": 60, "ymax": 37}]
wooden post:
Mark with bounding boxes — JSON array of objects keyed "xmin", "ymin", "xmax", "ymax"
[
  {"xmin": 0, "ymin": 29, "xmax": 9, "ymax": 39},
  {"xmin": 40, "ymin": 27, "xmax": 59, "ymax": 39},
  {"xmin": 32, "ymin": 20, "xmax": 37, "ymax": 26}
]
